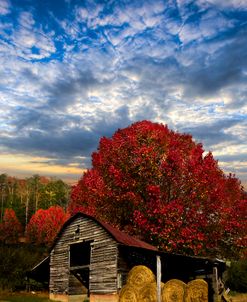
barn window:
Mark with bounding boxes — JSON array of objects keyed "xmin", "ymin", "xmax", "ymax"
[
  {"xmin": 70, "ymin": 241, "xmax": 91, "ymax": 268},
  {"xmin": 74, "ymin": 225, "xmax": 80, "ymax": 240}
]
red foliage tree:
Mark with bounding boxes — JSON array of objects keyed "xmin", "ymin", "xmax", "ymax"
[
  {"xmin": 26, "ymin": 206, "xmax": 70, "ymax": 245},
  {"xmin": 69, "ymin": 121, "xmax": 247, "ymax": 258},
  {"xmin": 0, "ymin": 209, "xmax": 22, "ymax": 243}
]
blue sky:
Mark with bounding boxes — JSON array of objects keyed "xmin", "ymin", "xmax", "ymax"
[{"xmin": 0, "ymin": 0, "xmax": 247, "ymax": 187}]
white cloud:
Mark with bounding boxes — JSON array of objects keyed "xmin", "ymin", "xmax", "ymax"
[
  {"xmin": 206, "ymin": 0, "xmax": 247, "ymax": 9},
  {"xmin": 199, "ymin": 10, "xmax": 235, "ymax": 39},
  {"xmin": 12, "ymin": 23, "xmax": 56, "ymax": 59},
  {"xmin": 19, "ymin": 11, "xmax": 35, "ymax": 28},
  {"xmin": 0, "ymin": 0, "xmax": 11, "ymax": 15},
  {"xmin": 76, "ymin": 3, "xmax": 103, "ymax": 28},
  {"xmin": 179, "ymin": 23, "xmax": 203, "ymax": 44},
  {"xmin": 1, "ymin": 11, "xmax": 55, "ymax": 61}
]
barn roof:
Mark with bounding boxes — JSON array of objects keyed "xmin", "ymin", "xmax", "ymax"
[
  {"xmin": 51, "ymin": 212, "xmax": 158, "ymax": 251},
  {"xmin": 100, "ymin": 220, "xmax": 158, "ymax": 251}
]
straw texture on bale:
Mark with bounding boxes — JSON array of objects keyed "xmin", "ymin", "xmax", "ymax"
[
  {"xmin": 126, "ymin": 265, "xmax": 155, "ymax": 289},
  {"xmin": 185, "ymin": 279, "xmax": 208, "ymax": 302},
  {"xmin": 119, "ymin": 284, "xmax": 139, "ymax": 302},
  {"xmin": 138, "ymin": 282, "xmax": 157, "ymax": 302},
  {"xmin": 162, "ymin": 279, "xmax": 187, "ymax": 302}
]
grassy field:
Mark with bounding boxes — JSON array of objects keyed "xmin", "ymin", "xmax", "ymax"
[
  {"xmin": 0, "ymin": 292, "xmax": 246, "ymax": 302},
  {"xmin": 0, "ymin": 292, "xmax": 51, "ymax": 302},
  {"xmin": 230, "ymin": 293, "xmax": 247, "ymax": 302}
]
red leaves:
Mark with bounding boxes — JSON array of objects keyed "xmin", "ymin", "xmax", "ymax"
[
  {"xmin": 68, "ymin": 169, "xmax": 108, "ymax": 217},
  {"xmin": 0, "ymin": 209, "xmax": 22, "ymax": 243},
  {"xmin": 26, "ymin": 206, "xmax": 70, "ymax": 245},
  {"xmin": 68, "ymin": 120, "xmax": 247, "ymax": 258}
]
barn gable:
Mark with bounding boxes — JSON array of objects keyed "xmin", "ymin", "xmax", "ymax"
[
  {"xmin": 50, "ymin": 214, "xmax": 120, "ymax": 301},
  {"xmin": 51, "ymin": 212, "xmax": 157, "ymax": 252}
]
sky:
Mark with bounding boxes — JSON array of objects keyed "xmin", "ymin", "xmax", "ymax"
[{"xmin": 0, "ymin": 0, "xmax": 247, "ymax": 187}]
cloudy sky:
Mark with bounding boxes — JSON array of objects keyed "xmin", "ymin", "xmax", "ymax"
[{"xmin": 0, "ymin": 0, "xmax": 247, "ymax": 187}]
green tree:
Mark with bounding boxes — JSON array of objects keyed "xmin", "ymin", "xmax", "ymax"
[
  {"xmin": 39, "ymin": 179, "xmax": 69, "ymax": 209},
  {"xmin": 226, "ymin": 260, "xmax": 247, "ymax": 292},
  {"xmin": 0, "ymin": 174, "xmax": 7, "ymax": 223},
  {"xmin": 29, "ymin": 175, "xmax": 43, "ymax": 212}
]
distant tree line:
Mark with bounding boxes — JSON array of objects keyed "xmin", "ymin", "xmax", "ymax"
[{"xmin": 0, "ymin": 173, "xmax": 70, "ymax": 228}]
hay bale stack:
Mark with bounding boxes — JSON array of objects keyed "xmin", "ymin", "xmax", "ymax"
[
  {"xmin": 119, "ymin": 284, "xmax": 139, "ymax": 302},
  {"xmin": 185, "ymin": 279, "xmax": 208, "ymax": 302},
  {"xmin": 119, "ymin": 265, "xmax": 209, "ymax": 302},
  {"xmin": 162, "ymin": 279, "xmax": 187, "ymax": 302},
  {"xmin": 138, "ymin": 282, "xmax": 157, "ymax": 302},
  {"xmin": 126, "ymin": 265, "xmax": 156, "ymax": 289}
]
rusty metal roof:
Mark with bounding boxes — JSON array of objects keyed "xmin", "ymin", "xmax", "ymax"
[
  {"xmin": 100, "ymin": 220, "xmax": 158, "ymax": 251},
  {"xmin": 52, "ymin": 212, "xmax": 158, "ymax": 251}
]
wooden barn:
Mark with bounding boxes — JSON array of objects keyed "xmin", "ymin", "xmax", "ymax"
[{"xmin": 29, "ymin": 212, "xmax": 226, "ymax": 302}]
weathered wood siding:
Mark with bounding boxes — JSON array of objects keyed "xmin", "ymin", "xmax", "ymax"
[
  {"xmin": 117, "ymin": 251, "xmax": 130, "ymax": 287},
  {"xmin": 50, "ymin": 216, "xmax": 118, "ymax": 296}
]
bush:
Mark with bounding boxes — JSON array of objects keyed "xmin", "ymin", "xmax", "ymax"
[
  {"xmin": 225, "ymin": 260, "xmax": 247, "ymax": 293},
  {"xmin": 0, "ymin": 243, "xmax": 48, "ymax": 291}
]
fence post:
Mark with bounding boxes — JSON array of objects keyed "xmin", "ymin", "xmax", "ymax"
[
  {"xmin": 157, "ymin": 255, "xmax": 162, "ymax": 302},
  {"xmin": 213, "ymin": 266, "xmax": 219, "ymax": 302}
]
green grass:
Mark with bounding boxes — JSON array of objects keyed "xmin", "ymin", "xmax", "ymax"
[
  {"xmin": 0, "ymin": 292, "xmax": 246, "ymax": 302},
  {"xmin": 0, "ymin": 293, "xmax": 52, "ymax": 302}
]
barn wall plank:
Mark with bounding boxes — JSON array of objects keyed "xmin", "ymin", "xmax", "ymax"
[{"xmin": 50, "ymin": 217, "xmax": 118, "ymax": 296}]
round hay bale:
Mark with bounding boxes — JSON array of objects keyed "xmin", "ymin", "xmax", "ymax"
[
  {"xmin": 119, "ymin": 284, "xmax": 139, "ymax": 302},
  {"xmin": 185, "ymin": 279, "xmax": 208, "ymax": 302},
  {"xmin": 162, "ymin": 279, "xmax": 187, "ymax": 302},
  {"xmin": 127, "ymin": 265, "xmax": 155, "ymax": 289},
  {"xmin": 138, "ymin": 282, "xmax": 157, "ymax": 302},
  {"xmin": 161, "ymin": 282, "xmax": 165, "ymax": 290}
]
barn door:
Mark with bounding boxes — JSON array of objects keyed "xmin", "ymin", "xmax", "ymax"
[{"xmin": 69, "ymin": 241, "xmax": 91, "ymax": 295}]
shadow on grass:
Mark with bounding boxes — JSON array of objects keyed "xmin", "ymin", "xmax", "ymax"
[{"xmin": 0, "ymin": 292, "xmax": 51, "ymax": 302}]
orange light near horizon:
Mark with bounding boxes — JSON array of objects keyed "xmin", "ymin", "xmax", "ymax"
[{"xmin": 0, "ymin": 153, "xmax": 85, "ymax": 183}]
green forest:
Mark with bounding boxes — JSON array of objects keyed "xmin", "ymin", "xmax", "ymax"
[{"xmin": 0, "ymin": 173, "xmax": 70, "ymax": 227}]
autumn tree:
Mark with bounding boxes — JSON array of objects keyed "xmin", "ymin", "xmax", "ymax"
[
  {"xmin": 0, "ymin": 209, "xmax": 22, "ymax": 243},
  {"xmin": 26, "ymin": 206, "xmax": 70, "ymax": 245},
  {"xmin": 69, "ymin": 120, "xmax": 247, "ymax": 258},
  {"xmin": 0, "ymin": 174, "xmax": 70, "ymax": 229}
]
